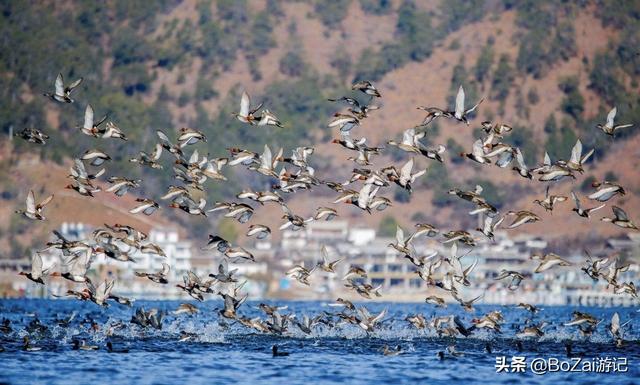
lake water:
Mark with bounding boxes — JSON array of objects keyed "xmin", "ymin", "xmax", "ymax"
[{"xmin": 0, "ymin": 299, "xmax": 638, "ymax": 385}]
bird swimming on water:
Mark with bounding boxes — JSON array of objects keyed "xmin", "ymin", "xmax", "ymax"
[{"xmin": 272, "ymin": 345, "xmax": 289, "ymax": 357}]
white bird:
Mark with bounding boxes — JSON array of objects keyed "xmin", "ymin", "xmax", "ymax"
[
  {"xmin": 316, "ymin": 245, "xmax": 342, "ymax": 273},
  {"xmin": 328, "ymin": 114, "xmax": 359, "ymax": 133},
  {"xmin": 18, "ymin": 253, "xmax": 54, "ymax": 285},
  {"xmin": 80, "ymin": 104, "xmax": 108, "ymax": 137},
  {"xmin": 463, "ymin": 139, "xmax": 491, "ymax": 164},
  {"xmin": 44, "ymin": 73, "xmax": 82, "ymax": 103},
  {"xmin": 81, "ymin": 149, "xmax": 111, "ymax": 166},
  {"xmin": 601, "ymin": 206, "xmax": 638, "ymax": 230},
  {"xmin": 102, "ymin": 121, "xmax": 127, "ymax": 140},
  {"xmin": 505, "ymin": 210, "xmax": 540, "ymax": 229},
  {"xmin": 571, "ymin": 191, "xmax": 605, "ymax": 218},
  {"xmin": 452, "ymin": 85, "xmax": 483, "ymax": 125},
  {"xmin": 249, "ymin": 144, "xmax": 282, "ymax": 177},
  {"xmin": 560, "ymin": 139, "xmax": 593, "ymax": 173},
  {"xmin": 129, "ymin": 143, "xmax": 163, "ymax": 169},
  {"xmin": 15, "ymin": 190, "xmax": 54, "ymax": 220},
  {"xmin": 477, "ymin": 215, "xmax": 504, "ymax": 240},
  {"xmin": 397, "ymin": 158, "xmax": 427, "ymax": 193},
  {"xmin": 588, "ymin": 181, "xmax": 625, "ymax": 202},
  {"xmin": 257, "ymin": 109, "xmax": 283, "ymax": 127},
  {"xmin": 357, "ymin": 307, "xmax": 387, "ymax": 332},
  {"xmin": 87, "ymin": 280, "xmax": 115, "ymax": 307},
  {"xmin": 246, "ymin": 224, "xmax": 271, "ymax": 239},
  {"xmin": 597, "ymin": 107, "xmax": 633, "ymax": 136},
  {"xmin": 512, "ymin": 147, "xmax": 532, "ymax": 179},
  {"xmin": 106, "ymin": 177, "xmax": 140, "ymax": 197},
  {"xmin": 388, "ymin": 225, "xmax": 412, "ymax": 255},
  {"xmin": 533, "ymin": 253, "xmax": 571, "ymax": 273},
  {"xmin": 129, "ymin": 199, "xmax": 159, "ymax": 216},
  {"xmin": 235, "ymin": 91, "xmax": 263, "ymax": 125}
]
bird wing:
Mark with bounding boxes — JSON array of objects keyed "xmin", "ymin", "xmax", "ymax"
[
  {"xmin": 32, "ymin": 252, "xmax": 43, "ymax": 276},
  {"xmin": 261, "ymin": 145, "xmax": 272, "ymax": 169},
  {"xmin": 482, "ymin": 216, "xmax": 493, "ymax": 233},
  {"xmin": 156, "ymin": 129, "xmax": 171, "ymax": 144},
  {"xmin": 129, "ymin": 202, "xmax": 149, "ymax": 214},
  {"xmin": 357, "ymin": 183, "xmax": 378, "ymax": 208},
  {"xmin": 160, "ymin": 262, "xmax": 170, "ymax": 276},
  {"xmin": 493, "ymin": 216, "xmax": 505, "ymax": 230},
  {"xmin": 93, "ymin": 113, "xmax": 108, "ymax": 128},
  {"xmin": 581, "ymin": 148, "xmax": 594, "ymax": 164},
  {"xmin": 66, "ymin": 77, "xmax": 83, "ymax": 92},
  {"xmin": 151, "ymin": 143, "xmax": 163, "ymax": 161},
  {"xmin": 188, "ymin": 149, "xmax": 199, "ymax": 164},
  {"xmin": 543, "ymin": 152, "xmax": 551, "ymax": 166},
  {"xmin": 54, "ymin": 73, "xmax": 64, "ymax": 95},
  {"xmin": 273, "ymin": 147, "xmax": 283, "ymax": 168},
  {"xmin": 26, "ymin": 190, "xmax": 36, "ymax": 213},
  {"xmin": 515, "ymin": 147, "xmax": 527, "ymax": 169},
  {"xmin": 395, "ymin": 225, "xmax": 405, "ymax": 246},
  {"xmin": 571, "ymin": 191, "xmax": 581, "ymax": 210},
  {"xmin": 71, "ymin": 158, "xmax": 89, "ymax": 179},
  {"xmin": 372, "ymin": 309, "xmax": 387, "ymax": 323},
  {"xmin": 402, "ymin": 127, "xmax": 416, "ymax": 146},
  {"xmin": 250, "ymin": 101, "xmax": 264, "ymax": 115},
  {"xmin": 454, "ymin": 86, "xmax": 465, "ymax": 117},
  {"xmin": 71, "ymin": 249, "xmax": 91, "ymax": 276},
  {"xmin": 612, "ymin": 206, "xmax": 629, "ymax": 221},
  {"xmin": 470, "ymin": 293, "xmax": 484, "ymax": 304},
  {"xmin": 321, "ymin": 245, "xmax": 329, "ymax": 265},
  {"xmin": 466, "ymin": 98, "xmax": 484, "ymax": 114},
  {"xmin": 472, "ymin": 139, "xmax": 484, "ymax": 157},
  {"xmin": 83, "ymin": 105, "xmax": 95, "ymax": 130},
  {"xmin": 239, "ymin": 92, "xmax": 250, "ymax": 117},
  {"xmin": 463, "ymin": 258, "xmax": 478, "ymax": 277},
  {"xmin": 606, "ymin": 107, "xmax": 617, "ymax": 127},
  {"xmin": 105, "ymin": 279, "xmax": 116, "ymax": 297},
  {"xmin": 399, "ymin": 158, "xmax": 414, "ymax": 185},
  {"xmin": 494, "ymin": 270, "xmax": 511, "ymax": 280},
  {"xmin": 90, "ymin": 280, "xmax": 103, "ymax": 297},
  {"xmin": 570, "ymin": 139, "xmax": 582, "ymax": 165},
  {"xmin": 496, "ymin": 150, "xmax": 513, "ymax": 168},
  {"xmin": 611, "ymin": 312, "xmax": 620, "ymax": 334},
  {"xmin": 450, "ymin": 246, "xmax": 463, "ymax": 276},
  {"xmin": 280, "ymin": 204, "xmax": 294, "ymax": 218},
  {"xmin": 38, "ymin": 194, "xmax": 54, "ymax": 209},
  {"xmin": 412, "ymin": 168, "xmax": 427, "ymax": 183},
  {"xmin": 219, "ymin": 259, "xmax": 228, "ymax": 275}
]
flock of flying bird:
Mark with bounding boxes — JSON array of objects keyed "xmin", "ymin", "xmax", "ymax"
[{"xmin": 7, "ymin": 71, "xmax": 639, "ymax": 356}]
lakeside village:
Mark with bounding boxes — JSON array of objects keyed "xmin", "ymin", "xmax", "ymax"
[{"xmin": 1, "ymin": 221, "xmax": 638, "ymax": 306}]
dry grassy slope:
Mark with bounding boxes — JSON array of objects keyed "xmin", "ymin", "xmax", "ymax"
[{"xmin": 147, "ymin": 0, "xmax": 399, "ymax": 124}]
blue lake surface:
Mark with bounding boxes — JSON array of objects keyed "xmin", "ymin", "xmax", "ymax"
[{"xmin": 0, "ymin": 299, "xmax": 638, "ymax": 385}]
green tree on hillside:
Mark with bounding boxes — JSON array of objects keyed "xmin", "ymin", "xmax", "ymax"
[
  {"xmin": 474, "ymin": 41, "xmax": 494, "ymax": 83},
  {"xmin": 378, "ymin": 215, "xmax": 399, "ymax": 237}
]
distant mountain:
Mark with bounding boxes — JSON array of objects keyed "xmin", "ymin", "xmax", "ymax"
[{"xmin": 1, "ymin": 0, "xmax": 639, "ymax": 257}]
